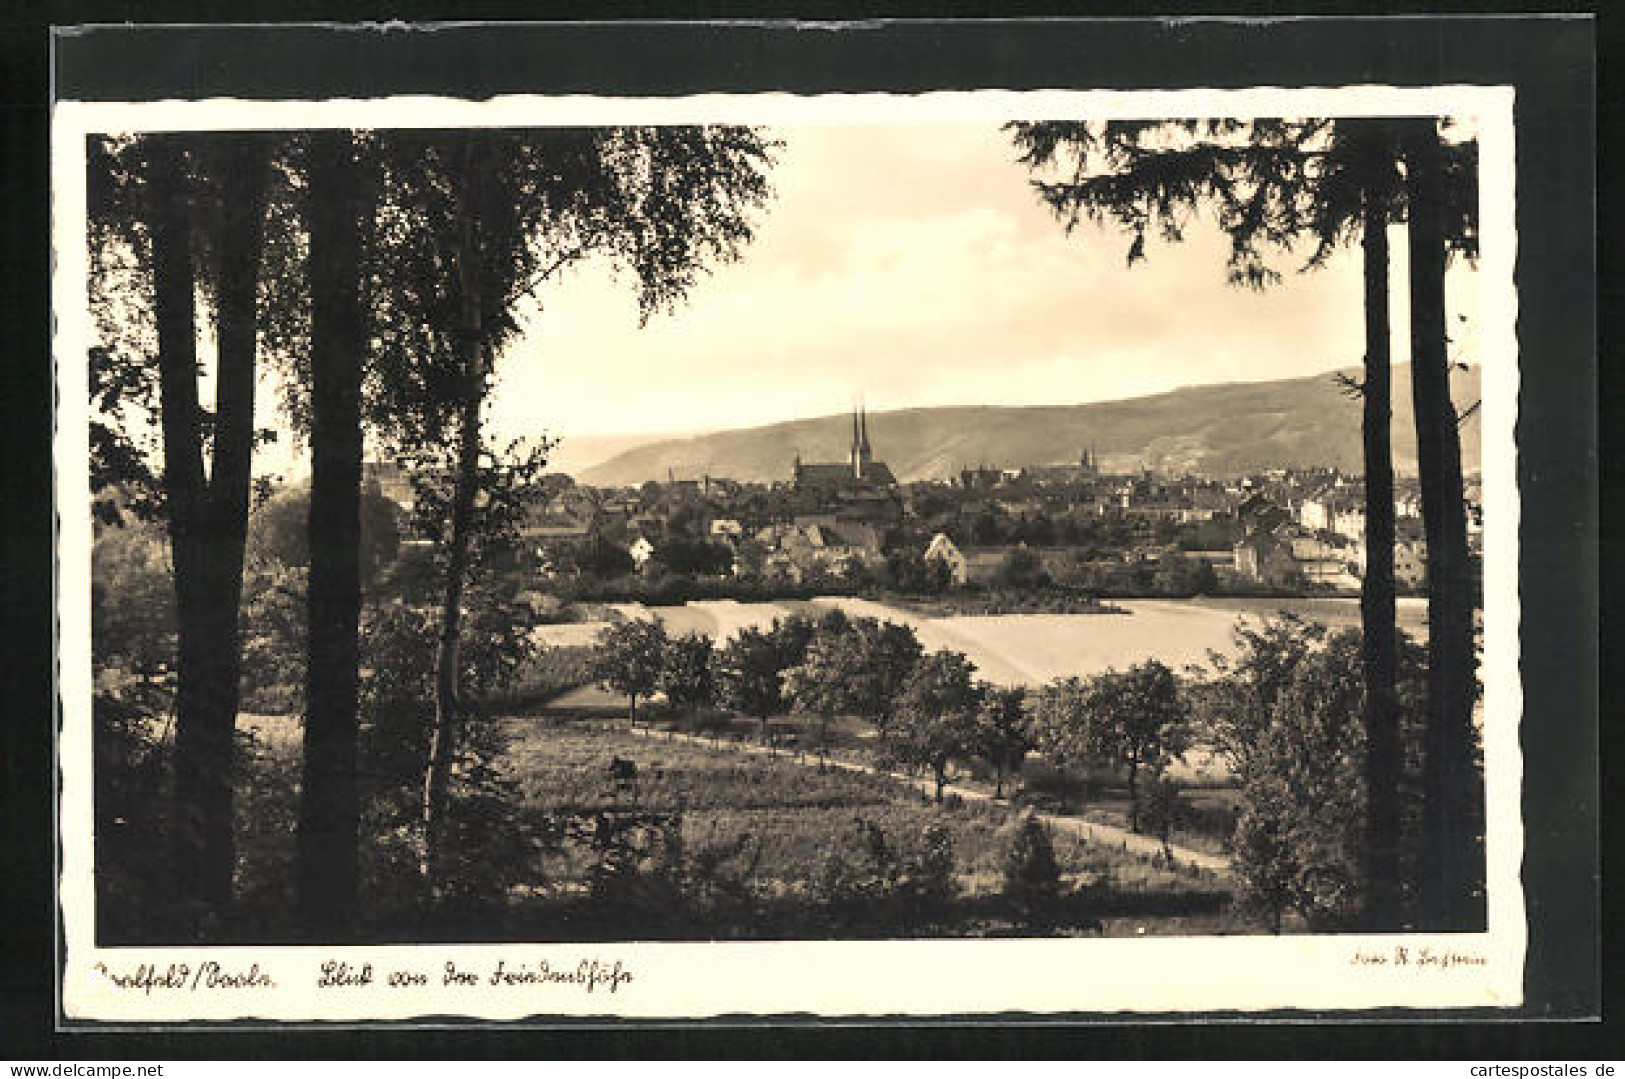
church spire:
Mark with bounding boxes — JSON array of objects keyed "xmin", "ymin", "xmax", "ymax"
[{"xmin": 850, "ymin": 397, "xmax": 861, "ymax": 477}]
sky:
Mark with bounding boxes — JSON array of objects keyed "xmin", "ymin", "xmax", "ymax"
[
  {"xmin": 487, "ymin": 123, "xmax": 1478, "ymax": 445},
  {"xmin": 255, "ymin": 121, "xmax": 1478, "ymax": 478}
]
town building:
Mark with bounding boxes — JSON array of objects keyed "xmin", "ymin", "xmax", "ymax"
[{"xmin": 793, "ymin": 401, "xmax": 898, "ymax": 495}]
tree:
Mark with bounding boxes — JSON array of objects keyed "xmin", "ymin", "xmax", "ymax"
[
  {"xmin": 1224, "ymin": 626, "xmax": 1434, "ymax": 932},
  {"xmin": 783, "ymin": 615, "xmax": 923, "ymax": 765},
  {"xmin": 246, "ymin": 480, "xmax": 400, "ymax": 583},
  {"xmin": 1086, "ymin": 661, "xmax": 1189, "ymax": 833},
  {"xmin": 296, "ymin": 129, "xmax": 374, "ymax": 938},
  {"xmin": 782, "ymin": 628, "xmax": 863, "ymax": 768},
  {"xmin": 1400, "ymin": 118, "xmax": 1484, "ymax": 931},
  {"xmin": 577, "ymin": 534, "xmax": 635, "ymax": 579},
  {"xmin": 591, "ymin": 619, "xmax": 669, "ymax": 723},
  {"xmin": 770, "ymin": 614, "xmax": 817, "ymax": 667},
  {"xmin": 1154, "ymin": 551, "xmax": 1217, "ymax": 596},
  {"xmin": 659, "ymin": 631, "xmax": 715, "ymax": 730},
  {"xmin": 889, "ymin": 650, "xmax": 985, "ymax": 803},
  {"xmin": 662, "ymin": 536, "xmax": 733, "ymax": 576},
  {"xmin": 731, "ymin": 537, "xmax": 770, "ymax": 580},
  {"xmin": 1341, "ymin": 119, "xmax": 1406, "ymax": 929},
  {"xmin": 1141, "ymin": 774, "xmax": 1186, "ymax": 863},
  {"xmin": 380, "ymin": 128, "xmax": 774, "ymax": 886},
  {"xmin": 1026, "ymin": 677, "xmax": 1111, "ymax": 812},
  {"xmin": 995, "ymin": 547, "xmax": 1048, "ymax": 590},
  {"xmin": 1196, "ymin": 613, "xmax": 1327, "ymax": 778},
  {"xmin": 885, "ymin": 545, "xmax": 951, "ymax": 593},
  {"xmin": 89, "ymin": 131, "xmax": 278, "ymax": 929},
  {"xmin": 408, "ymin": 436, "xmax": 552, "ymax": 885},
  {"xmin": 1007, "ymin": 117, "xmax": 1478, "ymax": 925},
  {"xmin": 1001, "ymin": 815, "xmax": 1063, "ymax": 923},
  {"xmin": 713, "ymin": 625, "xmax": 791, "ymax": 746},
  {"xmin": 1231, "ymin": 632, "xmax": 1366, "ymax": 931},
  {"xmin": 975, "ymin": 684, "xmax": 1031, "ymax": 798}
]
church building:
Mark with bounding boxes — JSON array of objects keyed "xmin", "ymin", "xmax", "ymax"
[{"xmin": 792, "ymin": 401, "xmax": 898, "ymax": 495}]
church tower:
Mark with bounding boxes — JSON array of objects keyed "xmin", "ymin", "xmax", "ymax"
[
  {"xmin": 849, "ymin": 401, "xmax": 862, "ymax": 478},
  {"xmin": 856, "ymin": 397, "xmax": 874, "ymax": 479}
]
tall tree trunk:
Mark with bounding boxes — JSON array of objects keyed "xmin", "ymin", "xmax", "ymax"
[
  {"xmin": 1356, "ymin": 157, "xmax": 1404, "ymax": 930},
  {"xmin": 147, "ymin": 133, "xmax": 273, "ymax": 932},
  {"xmin": 1402, "ymin": 118, "xmax": 1483, "ymax": 931},
  {"xmin": 190, "ymin": 134, "xmax": 273, "ymax": 914},
  {"xmin": 297, "ymin": 131, "xmax": 370, "ymax": 939},
  {"xmin": 423, "ymin": 164, "xmax": 485, "ymax": 887},
  {"xmin": 145, "ymin": 136, "xmax": 214, "ymax": 929}
]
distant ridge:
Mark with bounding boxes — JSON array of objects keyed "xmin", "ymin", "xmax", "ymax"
[{"xmin": 576, "ymin": 364, "xmax": 1483, "ymax": 486}]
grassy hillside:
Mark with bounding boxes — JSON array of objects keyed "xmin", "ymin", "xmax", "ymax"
[{"xmin": 578, "ymin": 364, "xmax": 1482, "ymax": 485}]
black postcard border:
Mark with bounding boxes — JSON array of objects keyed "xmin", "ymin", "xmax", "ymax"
[{"xmin": 2, "ymin": 8, "xmax": 1603, "ymax": 1058}]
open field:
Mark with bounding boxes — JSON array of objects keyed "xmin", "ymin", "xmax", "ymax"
[
  {"xmin": 494, "ymin": 718, "xmax": 1237, "ymax": 937},
  {"xmin": 499, "ymin": 719, "xmax": 1208, "ymax": 888},
  {"xmin": 216, "ymin": 714, "xmax": 1241, "ymax": 941}
]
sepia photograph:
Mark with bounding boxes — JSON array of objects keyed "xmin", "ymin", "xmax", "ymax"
[{"xmin": 51, "ymin": 68, "xmax": 1535, "ymax": 1021}]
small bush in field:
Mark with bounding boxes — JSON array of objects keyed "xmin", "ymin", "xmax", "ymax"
[
  {"xmin": 1001, "ymin": 815, "xmax": 1063, "ymax": 922},
  {"xmin": 814, "ymin": 817, "xmax": 959, "ymax": 932}
]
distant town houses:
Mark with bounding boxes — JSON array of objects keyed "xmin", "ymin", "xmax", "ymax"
[
  {"xmin": 1233, "ymin": 529, "xmax": 1301, "ymax": 588},
  {"xmin": 361, "ymin": 405, "xmax": 1481, "ymax": 600}
]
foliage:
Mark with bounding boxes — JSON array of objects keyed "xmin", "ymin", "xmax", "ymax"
[
  {"xmin": 885, "ymin": 545, "xmax": 953, "ymax": 593},
  {"xmin": 91, "ymin": 518, "xmax": 178, "ymax": 675},
  {"xmin": 658, "ymin": 631, "xmax": 716, "ymax": 725},
  {"xmin": 590, "ymin": 618, "xmax": 670, "ymax": 719},
  {"xmin": 1230, "ymin": 631, "xmax": 1365, "ymax": 931},
  {"xmin": 813, "ymin": 817, "xmax": 958, "ymax": 933},
  {"xmin": 237, "ymin": 564, "xmax": 308, "ymax": 713},
  {"xmin": 353, "ymin": 596, "xmax": 542, "ymax": 917},
  {"xmin": 994, "ymin": 547, "xmax": 1050, "ymax": 590},
  {"xmin": 1194, "ymin": 613, "xmax": 1328, "ymax": 775},
  {"xmin": 659, "ymin": 536, "xmax": 735, "ymax": 576},
  {"xmin": 1226, "ymin": 626, "xmax": 1437, "ymax": 932},
  {"xmin": 91, "ymin": 686, "xmax": 175, "ymax": 941},
  {"xmin": 1001, "ymin": 815, "xmax": 1063, "ymax": 921},
  {"xmin": 496, "ymin": 645, "xmax": 599, "ymax": 710},
  {"xmin": 1153, "ymin": 551, "xmax": 1219, "ymax": 596},
  {"xmin": 974, "ymin": 684, "xmax": 1032, "ymax": 796},
  {"xmin": 788, "ymin": 616, "xmax": 923, "ymax": 728},
  {"xmin": 402, "ymin": 437, "xmax": 553, "ymax": 584},
  {"xmin": 1005, "ymin": 118, "xmax": 1477, "ymax": 289},
  {"xmin": 712, "ymin": 622, "xmax": 795, "ymax": 732},
  {"xmin": 245, "ymin": 479, "xmax": 401, "ymax": 583},
  {"xmin": 887, "ymin": 650, "xmax": 985, "ymax": 802},
  {"xmin": 1141, "ymin": 774, "xmax": 1187, "ymax": 861},
  {"xmin": 573, "ymin": 534, "xmax": 637, "ymax": 579},
  {"xmin": 1085, "ymin": 660, "xmax": 1191, "ymax": 832},
  {"xmin": 1025, "ymin": 677, "xmax": 1112, "ymax": 811}
]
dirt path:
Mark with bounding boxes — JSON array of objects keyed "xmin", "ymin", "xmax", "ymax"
[{"xmin": 625, "ymin": 724, "xmax": 1231, "ymax": 875}]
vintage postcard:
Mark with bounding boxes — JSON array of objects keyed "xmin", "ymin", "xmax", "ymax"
[{"xmin": 54, "ymin": 81, "xmax": 1523, "ymax": 1022}]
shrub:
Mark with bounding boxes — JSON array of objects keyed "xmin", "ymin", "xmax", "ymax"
[
  {"xmin": 92, "ymin": 688, "xmax": 174, "ymax": 941},
  {"xmin": 1001, "ymin": 815, "xmax": 1063, "ymax": 923},
  {"xmin": 813, "ymin": 817, "xmax": 959, "ymax": 933}
]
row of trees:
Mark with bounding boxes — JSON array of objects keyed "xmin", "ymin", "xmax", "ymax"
[
  {"xmin": 588, "ymin": 612, "xmax": 1189, "ymax": 827},
  {"xmin": 88, "ymin": 126, "xmax": 776, "ymax": 937},
  {"xmin": 1007, "ymin": 116, "xmax": 1483, "ymax": 930}
]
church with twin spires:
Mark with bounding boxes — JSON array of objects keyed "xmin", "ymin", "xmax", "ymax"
[{"xmin": 792, "ymin": 399, "xmax": 898, "ymax": 495}]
